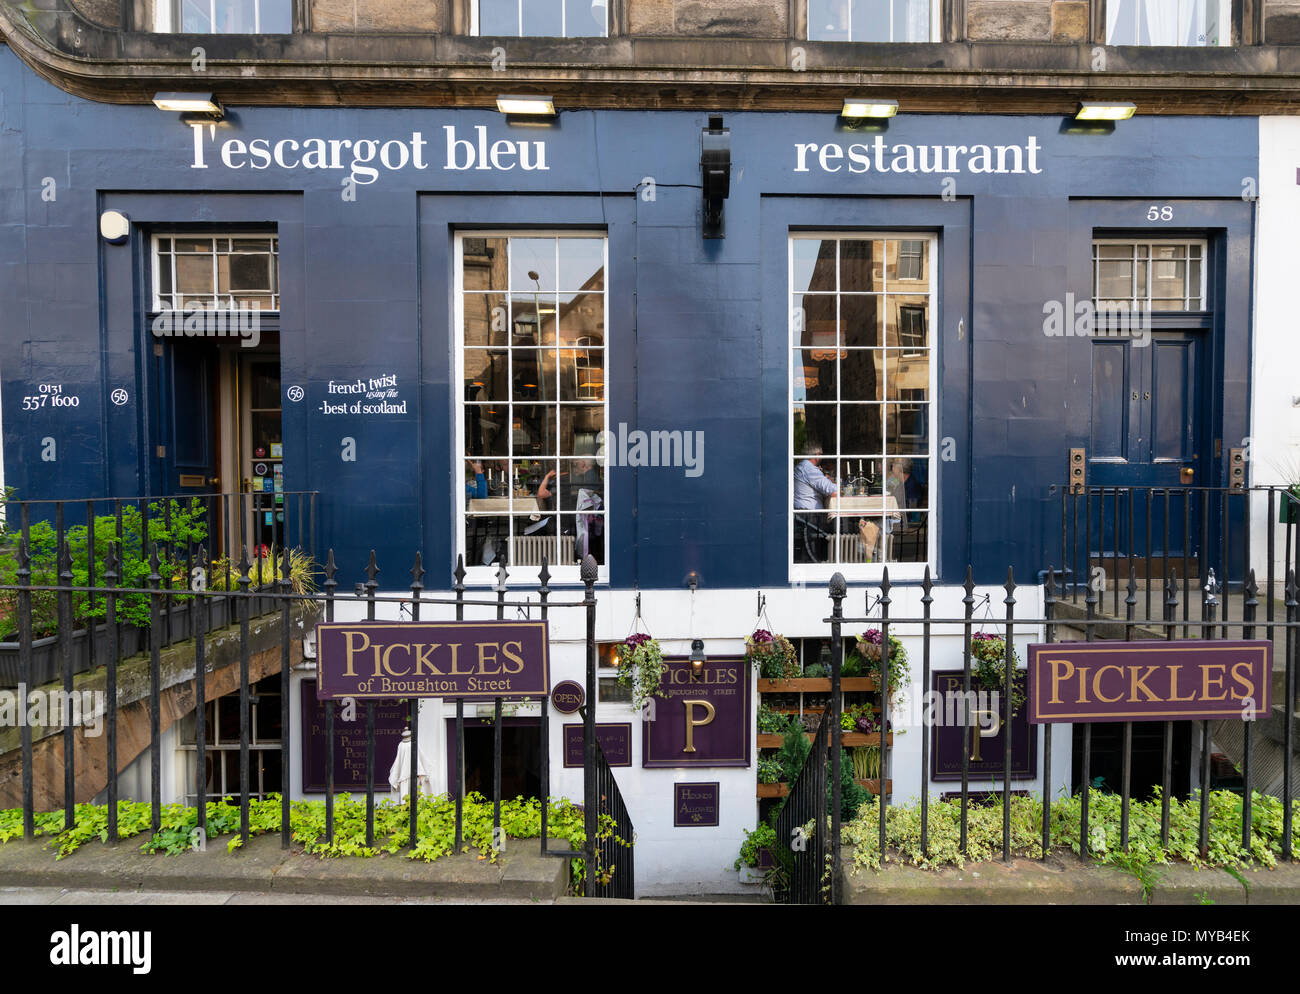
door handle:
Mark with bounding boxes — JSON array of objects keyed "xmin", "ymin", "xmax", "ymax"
[
  {"xmin": 208, "ymin": 476, "xmax": 221, "ymax": 486},
  {"xmin": 1180, "ymin": 467, "xmax": 1194, "ymax": 485}
]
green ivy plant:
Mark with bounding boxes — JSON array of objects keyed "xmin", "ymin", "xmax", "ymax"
[
  {"xmin": 734, "ymin": 822, "xmax": 777, "ymax": 870},
  {"xmin": 757, "ymin": 758, "xmax": 783, "ymax": 784},
  {"xmin": 617, "ymin": 632, "xmax": 666, "ymax": 713}
]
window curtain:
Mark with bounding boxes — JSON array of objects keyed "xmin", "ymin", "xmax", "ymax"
[
  {"xmin": 1106, "ymin": 0, "xmax": 1125, "ymax": 42},
  {"xmin": 1142, "ymin": 0, "xmax": 1183, "ymax": 45},
  {"xmin": 905, "ymin": 0, "xmax": 928, "ymax": 41}
]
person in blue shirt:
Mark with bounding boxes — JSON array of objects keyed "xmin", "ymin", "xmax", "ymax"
[
  {"xmin": 794, "ymin": 443, "xmax": 837, "ymax": 561},
  {"xmin": 466, "ymin": 459, "xmax": 488, "ymax": 500}
]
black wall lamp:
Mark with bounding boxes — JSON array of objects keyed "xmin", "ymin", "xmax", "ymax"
[{"xmin": 700, "ymin": 114, "xmax": 730, "ymax": 239}]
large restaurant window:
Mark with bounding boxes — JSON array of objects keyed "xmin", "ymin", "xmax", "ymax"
[
  {"xmin": 808, "ymin": 0, "xmax": 938, "ymax": 42},
  {"xmin": 177, "ymin": 675, "xmax": 282, "ymax": 805},
  {"xmin": 1092, "ymin": 240, "xmax": 1206, "ymax": 311},
  {"xmin": 473, "ymin": 0, "xmax": 609, "ymax": 36},
  {"xmin": 1104, "ymin": 0, "xmax": 1230, "ymax": 45},
  {"xmin": 456, "ymin": 234, "xmax": 608, "ymax": 580},
  {"xmin": 790, "ymin": 234, "xmax": 936, "ymax": 578}
]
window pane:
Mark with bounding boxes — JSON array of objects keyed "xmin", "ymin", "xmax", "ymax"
[
  {"xmin": 794, "ymin": 407, "xmax": 837, "ymax": 457},
  {"xmin": 213, "ymin": 0, "xmax": 256, "ymax": 33},
  {"xmin": 885, "ymin": 403, "xmax": 929, "ymax": 456},
  {"xmin": 180, "ymin": 0, "xmax": 212, "ymax": 32},
  {"xmin": 840, "ymin": 404, "xmax": 884, "ymax": 456},
  {"xmin": 887, "ymin": 239, "xmax": 929, "ymax": 288},
  {"xmin": 511, "ymin": 295, "xmax": 556, "ymax": 346},
  {"xmin": 466, "ymin": 515, "xmax": 511, "ymax": 566},
  {"xmin": 840, "ymin": 351, "xmax": 883, "ymax": 401},
  {"xmin": 560, "ymin": 406, "xmax": 604, "ymax": 456},
  {"xmin": 792, "ymin": 239, "xmax": 838, "ymax": 294},
  {"xmin": 794, "ymin": 294, "xmax": 840, "ymax": 349},
  {"xmin": 514, "ymin": 405, "xmax": 557, "ymax": 457},
  {"xmin": 796, "ymin": 350, "xmax": 838, "ymax": 402},
  {"xmin": 561, "ymin": 348, "xmax": 604, "ymax": 401},
  {"xmin": 1096, "ymin": 259, "xmax": 1133, "ymax": 301},
  {"xmin": 478, "ymin": 0, "xmax": 518, "ymax": 34},
  {"xmin": 463, "ymin": 293, "xmax": 509, "ymax": 348},
  {"xmin": 558, "ymin": 291, "xmax": 605, "ymax": 346},
  {"xmin": 886, "ymin": 350, "xmax": 929, "ymax": 399},
  {"xmin": 558, "ymin": 239, "xmax": 605, "ymax": 291},
  {"xmin": 840, "ymin": 294, "xmax": 880, "ymax": 349},
  {"xmin": 260, "ymin": 0, "xmax": 292, "ymax": 31},
  {"xmin": 176, "ymin": 255, "xmax": 213, "ymax": 300},
  {"xmin": 884, "ymin": 296, "xmax": 928, "ymax": 348},
  {"xmin": 840, "ymin": 239, "xmax": 881, "ymax": 293},
  {"xmin": 522, "ymin": 0, "xmax": 564, "ymax": 36},
  {"xmin": 808, "ymin": 0, "xmax": 850, "ymax": 39},
  {"xmin": 463, "ymin": 238, "xmax": 509, "ymax": 291},
  {"xmin": 564, "ymin": 0, "xmax": 607, "ymax": 35},
  {"xmin": 512, "ymin": 349, "xmax": 558, "ymax": 403},
  {"xmin": 511, "ymin": 238, "xmax": 556, "ymax": 290}
]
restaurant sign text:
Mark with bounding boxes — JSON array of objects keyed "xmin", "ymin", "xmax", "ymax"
[
  {"xmin": 1026, "ymin": 640, "xmax": 1271, "ymax": 723},
  {"xmin": 315, "ymin": 620, "xmax": 549, "ymax": 700}
]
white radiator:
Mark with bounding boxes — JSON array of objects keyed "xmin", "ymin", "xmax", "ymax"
[{"xmin": 513, "ymin": 535, "xmax": 576, "ymax": 566}]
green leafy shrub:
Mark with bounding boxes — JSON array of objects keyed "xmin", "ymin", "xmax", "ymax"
[
  {"xmin": 776, "ymin": 721, "xmax": 811, "ymax": 785},
  {"xmin": 757, "ymin": 758, "xmax": 783, "ymax": 784},
  {"xmin": 734, "ymin": 822, "xmax": 777, "ymax": 869}
]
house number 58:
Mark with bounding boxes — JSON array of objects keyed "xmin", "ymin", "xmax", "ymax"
[{"xmin": 1147, "ymin": 205, "xmax": 1174, "ymax": 221}]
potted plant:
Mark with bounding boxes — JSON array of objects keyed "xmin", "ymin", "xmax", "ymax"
[
  {"xmin": 852, "ymin": 628, "xmax": 910, "ymax": 703},
  {"xmin": 616, "ymin": 631, "xmax": 666, "ymax": 712},
  {"xmin": 969, "ymin": 632, "xmax": 1026, "ymax": 718},
  {"xmin": 746, "ymin": 629, "xmax": 799, "ymax": 680},
  {"xmin": 734, "ymin": 822, "xmax": 778, "ymax": 884}
]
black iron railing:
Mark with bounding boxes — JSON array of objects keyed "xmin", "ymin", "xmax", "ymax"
[
  {"xmin": 0, "ymin": 495, "xmax": 615, "ymax": 895},
  {"xmin": 769, "ymin": 716, "xmax": 829, "ymax": 904},
  {"xmin": 822, "ymin": 561, "xmax": 1299, "ymax": 903},
  {"xmin": 588, "ymin": 740, "xmax": 636, "ymax": 900}
]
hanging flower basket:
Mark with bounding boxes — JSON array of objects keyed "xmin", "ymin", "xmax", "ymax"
[
  {"xmin": 746, "ymin": 629, "xmax": 800, "ymax": 680},
  {"xmin": 850, "ymin": 629, "xmax": 909, "ymax": 703},
  {"xmin": 969, "ymin": 632, "xmax": 1026, "ymax": 718},
  {"xmin": 617, "ymin": 632, "xmax": 666, "ymax": 713}
]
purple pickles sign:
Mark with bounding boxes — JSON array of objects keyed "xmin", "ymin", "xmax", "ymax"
[
  {"xmin": 1027, "ymin": 640, "xmax": 1272, "ymax": 724},
  {"xmin": 562, "ymin": 723, "xmax": 633, "ymax": 767},
  {"xmin": 930, "ymin": 671, "xmax": 1037, "ymax": 781},
  {"xmin": 315, "ymin": 620, "xmax": 550, "ymax": 700},
  {"xmin": 673, "ymin": 782, "xmax": 721, "ymax": 827},
  {"xmin": 300, "ymin": 682, "xmax": 407, "ymax": 792},
  {"xmin": 642, "ymin": 657, "xmax": 751, "ymax": 769}
]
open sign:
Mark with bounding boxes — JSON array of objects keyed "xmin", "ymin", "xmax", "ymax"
[{"xmin": 551, "ymin": 680, "xmax": 585, "ymax": 714}]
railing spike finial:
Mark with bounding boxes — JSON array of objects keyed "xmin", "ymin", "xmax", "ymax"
[
  {"xmin": 963, "ymin": 564, "xmax": 975, "ymax": 597},
  {"xmin": 1165, "ymin": 566, "xmax": 1179, "ymax": 608},
  {"xmin": 538, "ymin": 557, "xmax": 551, "ymax": 592},
  {"xmin": 237, "ymin": 545, "xmax": 251, "ymax": 580},
  {"xmin": 59, "ymin": 539, "xmax": 74, "ymax": 583},
  {"xmin": 104, "ymin": 541, "xmax": 119, "ymax": 583},
  {"xmin": 196, "ymin": 543, "xmax": 207, "ymax": 570},
  {"xmin": 148, "ymin": 541, "xmax": 162, "ymax": 578},
  {"xmin": 1204, "ymin": 567, "xmax": 1219, "ymax": 605},
  {"xmin": 453, "ymin": 554, "xmax": 467, "ymax": 590},
  {"xmin": 410, "ymin": 551, "xmax": 425, "ymax": 589},
  {"xmin": 1125, "ymin": 564, "xmax": 1138, "ymax": 609},
  {"xmin": 495, "ymin": 556, "xmax": 509, "ymax": 592},
  {"xmin": 828, "ymin": 572, "xmax": 846, "ymax": 599},
  {"xmin": 17, "ymin": 536, "xmax": 30, "ymax": 573},
  {"xmin": 1044, "ymin": 564, "xmax": 1056, "ymax": 600},
  {"xmin": 921, "ymin": 564, "xmax": 934, "ymax": 603},
  {"xmin": 879, "ymin": 567, "xmax": 891, "ymax": 601},
  {"xmin": 324, "ymin": 548, "xmax": 338, "ymax": 586},
  {"xmin": 1244, "ymin": 568, "xmax": 1258, "ymax": 605},
  {"xmin": 580, "ymin": 554, "xmax": 599, "ymax": 586},
  {"xmin": 1005, "ymin": 565, "xmax": 1016, "ymax": 604},
  {"xmin": 1286, "ymin": 568, "xmax": 1298, "ymax": 606},
  {"xmin": 364, "ymin": 550, "xmax": 380, "ymax": 588}
]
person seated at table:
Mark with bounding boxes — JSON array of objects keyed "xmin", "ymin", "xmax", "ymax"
[
  {"xmin": 533, "ymin": 457, "xmax": 604, "ymax": 562},
  {"xmin": 794, "ymin": 443, "xmax": 837, "ymax": 562},
  {"xmin": 466, "ymin": 459, "xmax": 488, "ymax": 500}
]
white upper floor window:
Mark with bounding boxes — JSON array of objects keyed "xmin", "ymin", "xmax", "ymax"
[
  {"xmin": 1105, "ymin": 0, "xmax": 1231, "ymax": 45},
  {"xmin": 156, "ymin": 0, "xmax": 292, "ymax": 32},
  {"xmin": 474, "ymin": 0, "xmax": 609, "ymax": 37},
  {"xmin": 808, "ymin": 0, "xmax": 938, "ymax": 42}
]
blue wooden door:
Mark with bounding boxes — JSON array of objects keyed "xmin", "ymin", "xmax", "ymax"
[
  {"xmin": 1088, "ymin": 331, "xmax": 1205, "ymax": 571},
  {"xmin": 165, "ymin": 344, "xmax": 219, "ymax": 496}
]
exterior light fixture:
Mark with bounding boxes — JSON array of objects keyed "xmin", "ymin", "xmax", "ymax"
[
  {"xmin": 841, "ymin": 98, "xmax": 898, "ymax": 119},
  {"xmin": 99, "ymin": 210, "xmax": 130, "ymax": 245},
  {"xmin": 690, "ymin": 639, "xmax": 706, "ymax": 672},
  {"xmin": 1076, "ymin": 102, "xmax": 1136, "ymax": 121},
  {"xmin": 152, "ymin": 92, "xmax": 224, "ymax": 120},
  {"xmin": 700, "ymin": 115, "xmax": 730, "ymax": 239},
  {"xmin": 496, "ymin": 95, "xmax": 556, "ymax": 116}
]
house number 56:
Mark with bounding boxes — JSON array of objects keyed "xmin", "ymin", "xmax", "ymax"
[{"xmin": 1147, "ymin": 205, "xmax": 1174, "ymax": 221}]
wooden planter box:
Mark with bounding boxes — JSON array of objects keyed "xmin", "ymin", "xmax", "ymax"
[
  {"xmin": 757, "ymin": 676, "xmax": 878, "ymax": 693},
  {"xmin": 856, "ymin": 779, "xmax": 893, "ymax": 795},
  {"xmin": 756, "ymin": 782, "xmax": 789, "ymax": 798}
]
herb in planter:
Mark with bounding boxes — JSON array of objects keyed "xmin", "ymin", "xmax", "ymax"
[
  {"xmin": 757, "ymin": 758, "xmax": 784, "ymax": 784},
  {"xmin": 776, "ymin": 721, "xmax": 811, "ymax": 784},
  {"xmin": 616, "ymin": 632, "xmax": 666, "ymax": 713},
  {"xmin": 851, "ymin": 745, "xmax": 881, "ymax": 781},
  {"xmin": 802, "ymin": 662, "xmax": 827, "ymax": 679},
  {"xmin": 840, "ymin": 703, "xmax": 877, "ymax": 733},
  {"xmin": 969, "ymin": 632, "xmax": 1026, "ymax": 717},
  {"xmin": 747, "ymin": 629, "xmax": 800, "ymax": 680},
  {"xmin": 757, "ymin": 703, "xmax": 796, "ymax": 735}
]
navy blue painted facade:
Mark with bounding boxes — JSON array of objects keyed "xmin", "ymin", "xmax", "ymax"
[{"xmin": 0, "ymin": 48, "xmax": 1259, "ymax": 588}]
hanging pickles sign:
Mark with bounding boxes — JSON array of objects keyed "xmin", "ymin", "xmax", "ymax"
[{"xmin": 315, "ymin": 620, "xmax": 550, "ymax": 700}]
